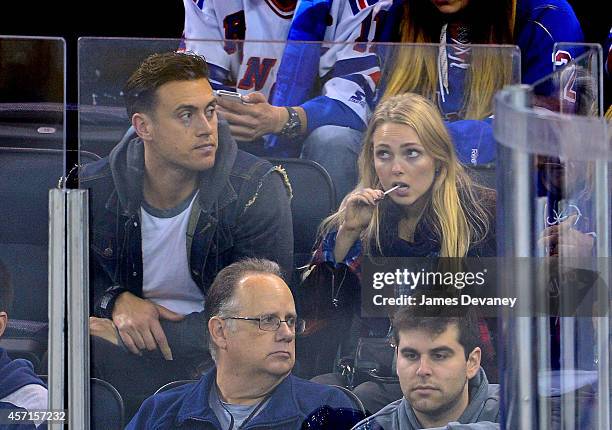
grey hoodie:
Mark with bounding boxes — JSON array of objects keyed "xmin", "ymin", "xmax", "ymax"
[{"xmin": 352, "ymin": 368, "xmax": 499, "ymax": 430}]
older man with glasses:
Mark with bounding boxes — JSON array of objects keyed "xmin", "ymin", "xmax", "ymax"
[{"xmin": 126, "ymin": 257, "xmax": 364, "ymax": 429}]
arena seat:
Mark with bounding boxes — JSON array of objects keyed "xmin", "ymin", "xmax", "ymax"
[
  {"xmin": 467, "ymin": 163, "xmax": 496, "ymax": 189},
  {"xmin": 35, "ymin": 376, "xmax": 124, "ymax": 429},
  {"xmin": 0, "ymin": 319, "xmax": 47, "ymax": 373},
  {"xmin": 79, "ymin": 105, "xmax": 131, "ymax": 158},
  {"xmin": 330, "ymin": 385, "xmax": 367, "ymax": 417},
  {"xmin": 0, "ymin": 103, "xmax": 63, "ymax": 150},
  {"xmin": 264, "ymin": 157, "xmax": 337, "ymax": 272},
  {"xmin": 91, "ymin": 377, "xmax": 125, "ymax": 430}
]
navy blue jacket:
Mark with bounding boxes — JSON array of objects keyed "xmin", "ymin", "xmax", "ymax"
[
  {"xmin": 0, "ymin": 347, "xmax": 47, "ymax": 430},
  {"xmin": 126, "ymin": 368, "xmax": 364, "ymax": 429}
]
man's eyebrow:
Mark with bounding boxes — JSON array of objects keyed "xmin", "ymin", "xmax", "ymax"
[
  {"xmin": 429, "ymin": 346, "xmax": 454, "ymax": 355},
  {"xmin": 173, "ymin": 99, "xmax": 217, "ymax": 112},
  {"xmin": 174, "ymin": 103, "xmax": 197, "ymax": 112},
  {"xmin": 399, "ymin": 347, "xmax": 418, "ymax": 354}
]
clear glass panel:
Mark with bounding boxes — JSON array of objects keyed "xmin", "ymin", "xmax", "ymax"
[
  {"xmin": 495, "ymin": 44, "xmax": 611, "ymax": 429},
  {"xmin": 0, "ymin": 36, "xmax": 64, "ymax": 389},
  {"xmin": 78, "ymin": 37, "xmax": 520, "ymax": 427}
]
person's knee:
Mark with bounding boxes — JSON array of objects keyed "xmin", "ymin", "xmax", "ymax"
[{"xmin": 301, "ymin": 126, "xmax": 363, "ymax": 159}]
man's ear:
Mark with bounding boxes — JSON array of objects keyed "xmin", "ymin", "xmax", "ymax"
[
  {"xmin": 132, "ymin": 112, "xmax": 153, "ymax": 141},
  {"xmin": 208, "ymin": 317, "xmax": 229, "ymax": 352},
  {"xmin": 466, "ymin": 346, "xmax": 481, "ymax": 379},
  {"xmin": 0, "ymin": 311, "xmax": 7, "ymax": 338}
]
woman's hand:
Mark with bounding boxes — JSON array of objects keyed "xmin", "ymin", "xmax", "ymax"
[
  {"xmin": 334, "ymin": 188, "xmax": 384, "ymax": 262},
  {"xmin": 342, "ymin": 188, "xmax": 385, "ymax": 233}
]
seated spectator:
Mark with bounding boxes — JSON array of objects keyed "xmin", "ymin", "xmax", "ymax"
[
  {"xmin": 352, "ymin": 292, "xmax": 499, "ymax": 430},
  {"xmin": 378, "ymin": 0, "xmax": 583, "ymax": 108},
  {"xmin": 182, "ymin": 0, "xmax": 389, "ymax": 199},
  {"xmin": 314, "ymin": 92, "xmax": 495, "ymax": 270},
  {"xmin": 374, "ymin": 0, "xmax": 583, "ymax": 164},
  {"xmin": 127, "ymin": 258, "xmax": 365, "ymax": 429},
  {"xmin": 302, "ymin": 92, "xmax": 496, "ymax": 406},
  {"xmin": 80, "ymin": 51, "xmax": 293, "ymax": 418},
  {"xmin": 0, "ymin": 261, "xmax": 48, "ymax": 430}
]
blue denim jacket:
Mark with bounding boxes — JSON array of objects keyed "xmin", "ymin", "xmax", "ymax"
[
  {"xmin": 79, "ymin": 120, "xmax": 293, "ymax": 346},
  {"xmin": 126, "ymin": 368, "xmax": 364, "ymax": 429}
]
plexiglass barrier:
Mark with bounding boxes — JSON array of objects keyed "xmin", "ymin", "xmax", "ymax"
[
  {"xmin": 0, "ymin": 36, "xmax": 65, "ymax": 426},
  {"xmin": 495, "ymin": 44, "xmax": 611, "ymax": 429},
  {"xmin": 77, "ymin": 37, "xmax": 523, "ymax": 427}
]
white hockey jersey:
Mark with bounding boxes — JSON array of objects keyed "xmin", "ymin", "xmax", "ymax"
[{"xmin": 182, "ymin": 0, "xmax": 389, "ymax": 133}]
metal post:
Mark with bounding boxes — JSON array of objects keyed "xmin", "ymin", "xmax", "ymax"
[
  {"xmin": 67, "ymin": 190, "xmax": 90, "ymax": 429},
  {"xmin": 594, "ymin": 158, "xmax": 610, "ymax": 429},
  {"xmin": 505, "ymin": 84, "xmax": 537, "ymax": 429},
  {"xmin": 48, "ymin": 189, "xmax": 66, "ymax": 430}
]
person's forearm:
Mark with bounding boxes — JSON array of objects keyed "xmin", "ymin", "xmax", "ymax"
[{"xmin": 334, "ymin": 224, "xmax": 361, "ymax": 263}]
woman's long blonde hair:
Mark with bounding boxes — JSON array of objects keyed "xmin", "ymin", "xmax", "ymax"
[
  {"xmin": 319, "ymin": 93, "xmax": 492, "ymax": 257},
  {"xmin": 383, "ymin": 0, "xmax": 516, "ymax": 119}
]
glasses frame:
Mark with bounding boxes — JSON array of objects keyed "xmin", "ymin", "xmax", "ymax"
[{"xmin": 221, "ymin": 315, "xmax": 306, "ymax": 334}]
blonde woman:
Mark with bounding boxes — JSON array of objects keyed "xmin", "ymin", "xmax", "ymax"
[{"xmin": 317, "ymin": 92, "xmax": 494, "ymax": 268}]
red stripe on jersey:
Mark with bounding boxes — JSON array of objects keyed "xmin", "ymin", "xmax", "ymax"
[
  {"xmin": 368, "ymin": 71, "xmax": 381, "ymax": 85},
  {"xmin": 358, "ymin": 0, "xmax": 367, "ymax": 9}
]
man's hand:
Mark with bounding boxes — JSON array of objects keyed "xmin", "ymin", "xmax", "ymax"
[
  {"xmin": 89, "ymin": 317, "xmax": 120, "ymax": 346},
  {"xmin": 217, "ymin": 92, "xmax": 288, "ymax": 141},
  {"xmin": 539, "ymin": 214, "xmax": 595, "ymax": 257},
  {"xmin": 111, "ymin": 292, "xmax": 185, "ymax": 360}
]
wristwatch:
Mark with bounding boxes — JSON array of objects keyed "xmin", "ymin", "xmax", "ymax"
[
  {"xmin": 279, "ymin": 107, "xmax": 302, "ymax": 139},
  {"xmin": 96, "ymin": 285, "xmax": 128, "ymax": 319}
]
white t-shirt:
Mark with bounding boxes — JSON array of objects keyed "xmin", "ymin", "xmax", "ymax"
[{"xmin": 141, "ymin": 192, "xmax": 204, "ymax": 315}]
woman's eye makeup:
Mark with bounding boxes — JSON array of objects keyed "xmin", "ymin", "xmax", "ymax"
[
  {"xmin": 375, "ymin": 150, "xmax": 390, "ymax": 158},
  {"xmin": 405, "ymin": 149, "xmax": 421, "ymax": 158}
]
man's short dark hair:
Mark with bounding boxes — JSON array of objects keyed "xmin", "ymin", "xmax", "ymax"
[
  {"xmin": 392, "ymin": 290, "xmax": 481, "ymax": 360},
  {"xmin": 123, "ymin": 51, "xmax": 209, "ymax": 119},
  {"xmin": 205, "ymin": 258, "xmax": 284, "ymax": 358},
  {"xmin": 0, "ymin": 260, "xmax": 13, "ymax": 314}
]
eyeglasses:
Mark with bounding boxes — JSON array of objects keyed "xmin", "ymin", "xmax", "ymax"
[{"xmin": 221, "ymin": 315, "xmax": 306, "ymax": 335}]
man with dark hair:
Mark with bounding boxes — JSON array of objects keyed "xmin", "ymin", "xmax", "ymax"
[
  {"xmin": 127, "ymin": 258, "xmax": 364, "ymax": 429},
  {"xmin": 352, "ymin": 292, "xmax": 499, "ymax": 430},
  {"xmin": 80, "ymin": 51, "xmax": 293, "ymax": 416},
  {"xmin": 0, "ymin": 261, "xmax": 48, "ymax": 429}
]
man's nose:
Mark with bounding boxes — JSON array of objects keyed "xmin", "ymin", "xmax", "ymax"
[
  {"xmin": 195, "ymin": 112, "xmax": 213, "ymax": 135},
  {"xmin": 415, "ymin": 357, "xmax": 433, "ymax": 377},
  {"xmin": 276, "ymin": 321, "xmax": 295, "ymax": 342}
]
